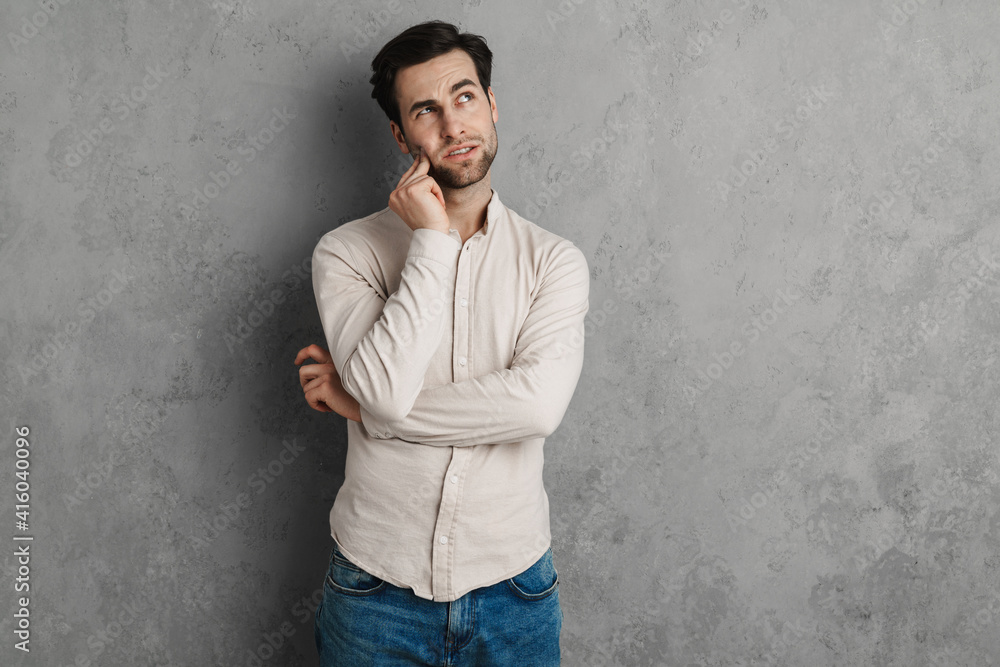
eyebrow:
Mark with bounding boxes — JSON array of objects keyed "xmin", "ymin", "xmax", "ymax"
[{"xmin": 407, "ymin": 79, "xmax": 478, "ymax": 117}]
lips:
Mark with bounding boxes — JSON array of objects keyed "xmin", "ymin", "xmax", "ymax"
[{"xmin": 443, "ymin": 143, "xmax": 478, "ymax": 159}]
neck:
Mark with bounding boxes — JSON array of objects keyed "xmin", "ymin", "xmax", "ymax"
[{"xmin": 441, "ymin": 174, "xmax": 493, "ymax": 242}]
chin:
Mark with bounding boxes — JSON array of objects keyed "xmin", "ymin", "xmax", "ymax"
[{"xmin": 435, "ymin": 158, "xmax": 492, "ymax": 189}]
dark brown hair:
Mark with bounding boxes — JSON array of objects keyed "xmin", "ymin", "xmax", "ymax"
[{"xmin": 370, "ymin": 20, "xmax": 493, "ymax": 130}]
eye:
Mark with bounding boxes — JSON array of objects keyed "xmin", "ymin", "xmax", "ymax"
[
  {"xmin": 459, "ymin": 92, "xmax": 473, "ymax": 103},
  {"xmin": 416, "ymin": 106, "xmax": 434, "ymax": 117}
]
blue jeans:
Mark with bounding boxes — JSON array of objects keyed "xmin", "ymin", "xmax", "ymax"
[{"xmin": 314, "ymin": 541, "xmax": 562, "ymax": 666}]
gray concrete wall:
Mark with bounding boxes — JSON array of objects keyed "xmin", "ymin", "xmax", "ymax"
[{"xmin": 2, "ymin": 0, "xmax": 999, "ymax": 665}]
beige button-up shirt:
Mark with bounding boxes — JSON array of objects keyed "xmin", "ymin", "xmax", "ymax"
[{"xmin": 311, "ymin": 188, "xmax": 589, "ymax": 601}]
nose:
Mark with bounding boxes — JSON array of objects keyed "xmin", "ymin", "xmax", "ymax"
[{"xmin": 439, "ymin": 106, "xmax": 466, "ymax": 141}]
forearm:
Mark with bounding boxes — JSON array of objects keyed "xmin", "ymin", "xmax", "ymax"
[
  {"xmin": 314, "ymin": 229, "xmax": 460, "ymax": 424},
  {"xmin": 360, "ymin": 240, "xmax": 590, "ymax": 447},
  {"xmin": 364, "ymin": 378, "xmax": 573, "ymax": 447},
  {"xmin": 361, "ymin": 329, "xmax": 585, "ymax": 447}
]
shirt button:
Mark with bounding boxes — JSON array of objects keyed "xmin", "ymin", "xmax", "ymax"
[
  {"xmin": 373, "ymin": 433, "xmax": 382, "ymax": 439},
  {"xmin": 460, "ymin": 298, "xmax": 468, "ymax": 307},
  {"xmin": 458, "ymin": 357, "xmax": 467, "ymax": 366},
  {"xmin": 450, "ymin": 475, "xmax": 458, "ymax": 484},
  {"xmin": 439, "ymin": 535, "xmax": 448, "ymax": 545}
]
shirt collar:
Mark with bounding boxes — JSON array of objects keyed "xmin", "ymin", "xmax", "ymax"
[{"xmin": 483, "ymin": 188, "xmax": 502, "ymax": 236}]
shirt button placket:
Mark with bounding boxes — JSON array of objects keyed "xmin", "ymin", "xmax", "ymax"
[
  {"xmin": 454, "ymin": 240, "xmax": 473, "ymax": 382},
  {"xmin": 433, "ymin": 449, "xmax": 471, "ymax": 599},
  {"xmin": 433, "ymin": 238, "xmax": 477, "ymax": 599}
]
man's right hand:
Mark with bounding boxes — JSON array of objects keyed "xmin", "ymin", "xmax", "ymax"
[{"xmin": 388, "ymin": 147, "xmax": 450, "ymax": 234}]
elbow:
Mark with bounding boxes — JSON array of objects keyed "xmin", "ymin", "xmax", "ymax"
[
  {"xmin": 340, "ymin": 357, "xmax": 413, "ymax": 424},
  {"xmin": 520, "ymin": 369, "xmax": 577, "ymax": 440},
  {"xmin": 530, "ymin": 371, "xmax": 580, "ymax": 438},
  {"xmin": 368, "ymin": 396, "xmax": 413, "ymax": 424},
  {"xmin": 533, "ymin": 402, "xmax": 566, "ymax": 439},
  {"xmin": 363, "ymin": 403, "xmax": 408, "ymax": 425},
  {"xmin": 352, "ymin": 385, "xmax": 413, "ymax": 424}
]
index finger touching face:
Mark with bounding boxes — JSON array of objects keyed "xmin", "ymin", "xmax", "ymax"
[
  {"xmin": 416, "ymin": 146, "xmax": 431, "ymax": 171},
  {"xmin": 396, "ymin": 147, "xmax": 427, "ymax": 189}
]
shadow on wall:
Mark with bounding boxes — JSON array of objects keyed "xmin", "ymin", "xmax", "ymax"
[{"xmin": 227, "ymin": 54, "xmax": 437, "ymax": 664}]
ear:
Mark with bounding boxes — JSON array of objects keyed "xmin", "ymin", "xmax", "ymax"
[
  {"xmin": 390, "ymin": 120, "xmax": 410, "ymax": 154},
  {"xmin": 488, "ymin": 86, "xmax": 498, "ymax": 124}
]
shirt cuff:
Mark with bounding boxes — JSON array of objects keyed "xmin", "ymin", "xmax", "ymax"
[
  {"xmin": 408, "ymin": 228, "xmax": 462, "ymax": 266},
  {"xmin": 359, "ymin": 403, "xmax": 393, "ymax": 440}
]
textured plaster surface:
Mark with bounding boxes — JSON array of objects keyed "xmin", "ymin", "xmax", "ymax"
[{"xmin": 2, "ymin": 0, "xmax": 999, "ymax": 665}]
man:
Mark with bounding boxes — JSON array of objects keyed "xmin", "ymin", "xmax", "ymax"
[{"xmin": 295, "ymin": 20, "xmax": 589, "ymax": 666}]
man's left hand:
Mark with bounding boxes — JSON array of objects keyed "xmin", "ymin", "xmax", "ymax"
[{"xmin": 294, "ymin": 344, "xmax": 362, "ymax": 422}]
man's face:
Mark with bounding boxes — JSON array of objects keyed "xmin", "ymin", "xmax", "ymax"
[{"xmin": 390, "ymin": 49, "xmax": 499, "ymax": 190}]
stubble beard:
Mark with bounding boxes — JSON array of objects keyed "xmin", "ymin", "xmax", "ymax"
[{"xmin": 409, "ymin": 123, "xmax": 498, "ymax": 190}]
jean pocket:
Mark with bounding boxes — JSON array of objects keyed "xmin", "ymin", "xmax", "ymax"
[
  {"xmin": 325, "ymin": 543, "xmax": 386, "ymax": 596},
  {"xmin": 506, "ymin": 548, "xmax": 559, "ymax": 601}
]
